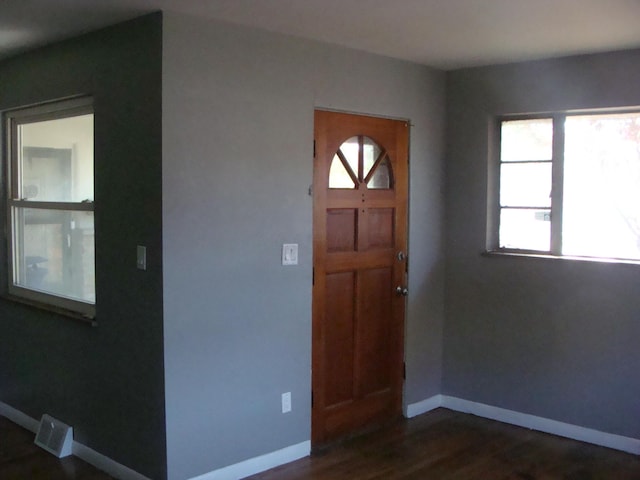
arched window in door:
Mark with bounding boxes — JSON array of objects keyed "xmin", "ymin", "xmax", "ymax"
[{"xmin": 328, "ymin": 136, "xmax": 393, "ymax": 190}]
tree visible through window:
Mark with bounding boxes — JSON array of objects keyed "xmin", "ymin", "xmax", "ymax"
[
  {"xmin": 495, "ymin": 111, "xmax": 640, "ymax": 262},
  {"xmin": 5, "ymin": 98, "xmax": 95, "ymax": 317}
]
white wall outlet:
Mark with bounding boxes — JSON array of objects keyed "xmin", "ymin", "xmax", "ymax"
[
  {"xmin": 282, "ymin": 244, "xmax": 298, "ymax": 266},
  {"xmin": 281, "ymin": 392, "xmax": 292, "ymax": 413}
]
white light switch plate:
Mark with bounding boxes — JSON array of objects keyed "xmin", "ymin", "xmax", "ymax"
[
  {"xmin": 282, "ymin": 392, "xmax": 292, "ymax": 413},
  {"xmin": 282, "ymin": 244, "xmax": 298, "ymax": 265},
  {"xmin": 137, "ymin": 245, "xmax": 147, "ymax": 270}
]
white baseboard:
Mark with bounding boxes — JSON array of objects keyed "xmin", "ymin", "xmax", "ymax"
[
  {"xmin": 0, "ymin": 401, "xmax": 151, "ymax": 480},
  {"xmin": 405, "ymin": 395, "xmax": 640, "ymax": 455},
  {"xmin": 404, "ymin": 394, "xmax": 443, "ymax": 418},
  {"xmin": 73, "ymin": 443, "xmax": 151, "ymax": 480},
  {"xmin": 190, "ymin": 440, "xmax": 311, "ymax": 480},
  {"xmin": 0, "ymin": 401, "xmax": 40, "ymax": 432}
]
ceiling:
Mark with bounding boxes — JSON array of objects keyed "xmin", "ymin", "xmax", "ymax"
[{"xmin": 2, "ymin": 0, "xmax": 640, "ymax": 70}]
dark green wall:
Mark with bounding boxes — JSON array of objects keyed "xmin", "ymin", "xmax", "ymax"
[{"xmin": 0, "ymin": 13, "xmax": 165, "ymax": 479}]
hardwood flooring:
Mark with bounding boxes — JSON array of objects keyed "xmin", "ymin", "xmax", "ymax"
[
  {"xmin": 247, "ymin": 408, "xmax": 640, "ymax": 480},
  {"xmin": 2, "ymin": 408, "xmax": 639, "ymax": 479},
  {"xmin": 0, "ymin": 415, "xmax": 113, "ymax": 480}
]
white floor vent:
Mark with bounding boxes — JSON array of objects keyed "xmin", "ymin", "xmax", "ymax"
[{"xmin": 34, "ymin": 414, "xmax": 73, "ymax": 458}]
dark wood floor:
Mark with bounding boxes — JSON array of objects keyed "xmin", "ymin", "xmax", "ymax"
[
  {"xmin": 0, "ymin": 415, "xmax": 113, "ymax": 480},
  {"xmin": 247, "ymin": 408, "xmax": 640, "ymax": 480},
  {"xmin": 2, "ymin": 409, "xmax": 640, "ymax": 479}
]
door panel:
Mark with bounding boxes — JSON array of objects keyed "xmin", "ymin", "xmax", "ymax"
[
  {"xmin": 326, "ymin": 209, "xmax": 357, "ymax": 252},
  {"xmin": 312, "ymin": 110, "xmax": 409, "ymax": 447},
  {"xmin": 357, "ymin": 267, "xmax": 393, "ymax": 396},
  {"xmin": 367, "ymin": 208, "xmax": 394, "ymax": 249},
  {"xmin": 324, "ymin": 271, "xmax": 356, "ymax": 406}
]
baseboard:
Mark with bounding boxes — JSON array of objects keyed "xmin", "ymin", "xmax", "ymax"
[
  {"xmin": 405, "ymin": 395, "xmax": 640, "ymax": 455},
  {"xmin": 441, "ymin": 396, "xmax": 640, "ymax": 455},
  {"xmin": 0, "ymin": 401, "xmax": 40, "ymax": 432},
  {"xmin": 73, "ymin": 443, "xmax": 151, "ymax": 480},
  {"xmin": 404, "ymin": 394, "xmax": 443, "ymax": 418},
  {"xmin": 6, "ymin": 395, "xmax": 636, "ymax": 480},
  {"xmin": 0, "ymin": 401, "xmax": 151, "ymax": 480},
  {"xmin": 190, "ymin": 440, "xmax": 311, "ymax": 480}
]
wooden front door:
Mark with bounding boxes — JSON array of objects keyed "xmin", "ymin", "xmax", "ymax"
[{"xmin": 312, "ymin": 110, "xmax": 409, "ymax": 447}]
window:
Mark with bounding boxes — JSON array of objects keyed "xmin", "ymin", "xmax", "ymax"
[
  {"xmin": 494, "ymin": 111, "xmax": 640, "ymax": 262},
  {"xmin": 328, "ymin": 136, "xmax": 393, "ymax": 189},
  {"xmin": 4, "ymin": 98, "xmax": 95, "ymax": 318}
]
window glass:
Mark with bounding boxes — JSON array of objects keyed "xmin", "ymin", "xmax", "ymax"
[
  {"xmin": 498, "ymin": 118, "xmax": 553, "ymax": 252},
  {"xmin": 496, "ymin": 111, "xmax": 640, "ymax": 262},
  {"xmin": 367, "ymin": 158, "xmax": 391, "ymax": 189},
  {"xmin": 563, "ymin": 113, "xmax": 640, "ymax": 260},
  {"xmin": 501, "ymin": 119, "xmax": 553, "ymax": 161},
  {"xmin": 12, "ymin": 208, "xmax": 95, "ymax": 303},
  {"xmin": 500, "ymin": 163, "xmax": 551, "ymax": 207},
  {"xmin": 500, "ymin": 208, "xmax": 551, "ymax": 251},
  {"xmin": 6, "ymin": 98, "xmax": 95, "ymax": 317},
  {"xmin": 329, "ymin": 136, "xmax": 393, "ymax": 189},
  {"xmin": 340, "ymin": 137, "xmax": 359, "ymax": 176},
  {"xmin": 19, "ymin": 115, "xmax": 94, "ymax": 202},
  {"xmin": 329, "ymin": 137, "xmax": 359, "ymax": 189},
  {"xmin": 362, "ymin": 137, "xmax": 382, "ymax": 177},
  {"xmin": 329, "ymin": 154, "xmax": 356, "ymax": 188}
]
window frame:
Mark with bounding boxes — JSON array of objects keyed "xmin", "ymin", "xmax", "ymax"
[
  {"xmin": 4, "ymin": 97, "xmax": 96, "ymax": 319},
  {"xmin": 488, "ymin": 108, "xmax": 640, "ymax": 264}
]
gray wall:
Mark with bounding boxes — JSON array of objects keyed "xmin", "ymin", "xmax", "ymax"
[
  {"xmin": 445, "ymin": 49, "xmax": 640, "ymax": 440},
  {"xmin": 0, "ymin": 15, "xmax": 166, "ymax": 479},
  {"xmin": 162, "ymin": 13, "xmax": 445, "ymax": 479}
]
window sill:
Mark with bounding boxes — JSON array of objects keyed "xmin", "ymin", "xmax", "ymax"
[
  {"xmin": 0, "ymin": 294, "xmax": 97, "ymax": 326},
  {"xmin": 483, "ymin": 250, "xmax": 640, "ymax": 266}
]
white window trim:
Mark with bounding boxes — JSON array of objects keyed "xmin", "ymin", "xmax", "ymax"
[{"xmin": 4, "ymin": 97, "xmax": 95, "ymax": 319}]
